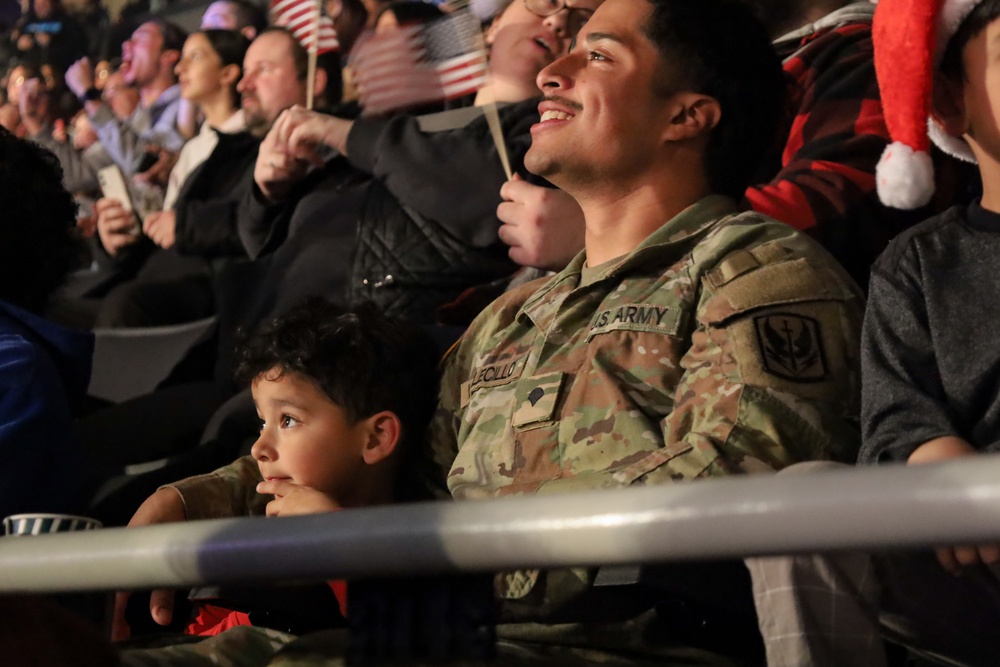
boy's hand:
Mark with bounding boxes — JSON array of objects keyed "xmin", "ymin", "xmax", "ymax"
[
  {"xmin": 111, "ymin": 487, "xmax": 186, "ymax": 641},
  {"xmin": 906, "ymin": 436, "xmax": 1000, "ymax": 576},
  {"xmin": 257, "ymin": 479, "xmax": 341, "ymax": 517}
]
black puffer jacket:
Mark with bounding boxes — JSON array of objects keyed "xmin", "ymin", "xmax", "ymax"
[
  {"xmin": 236, "ymin": 99, "xmax": 541, "ymax": 325},
  {"xmin": 345, "ymin": 100, "xmax": 540, "ymax": 322}
]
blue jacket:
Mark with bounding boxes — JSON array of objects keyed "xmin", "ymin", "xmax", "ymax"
[{"xmin": 0, "ymin": 302, "xmax": 93, "ymax": 517}]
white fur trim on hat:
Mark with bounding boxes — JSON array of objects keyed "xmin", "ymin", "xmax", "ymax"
[
  {"xmin": 876, "ymin": 141, "xmax": 935, "ymax": 210},
  {"xmin": 928, "ymin": 117, "xmax": 978, "ymax": 163}
]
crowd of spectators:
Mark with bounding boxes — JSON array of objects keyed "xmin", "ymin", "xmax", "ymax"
[{"xmin": 3, "ymin": 0, "xmax": 1000, "ymax": 664}]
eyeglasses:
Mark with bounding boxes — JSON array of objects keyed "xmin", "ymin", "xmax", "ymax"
[{"xmin": 522, "ymin": 0, "xmax": 595, "ymax": 38}]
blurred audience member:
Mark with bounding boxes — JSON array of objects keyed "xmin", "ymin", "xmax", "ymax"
[
  {"xmin": 79, "ymin": 30, "xmax": 251, "ymax": 328},
  {"xmin": 0, "ymin": 126, "xmax": 92, "ymax": 519},
  {"xmin": 200, "ymin": 0, "xmax": 266, "ymax": 40},
  {"xmin": 66, "ymin": 0, "xmax": 110, "ymax": 61},
  {"xmin": 328, "ymin": 0, "xmax": 368, "ymax": 57},
  {"xmin": 9, "ymin": 0, "xmax": 87, "ymax": 71},
  {"xmin": 64, "ymin": 18, "xmax": 186, "ymax": 182},
  {"xmin": 374, "ymin": 0, "xmax": 444, "ymax": 32},
  {"xmin": 101, "ymin": 66, "xmax": 140, "ymax": 119}
]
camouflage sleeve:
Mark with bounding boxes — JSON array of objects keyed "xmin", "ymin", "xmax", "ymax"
[
  {"xmin": 422, "ymin": 340, "xmax": 467, "ymax": 501},
  {"xmin": 639, "ymin": 247, "xmax": 863, "ymax": 484},
  {"xmin": 163, "ymin": 455, "xmax": 268, "ymax": 520}
]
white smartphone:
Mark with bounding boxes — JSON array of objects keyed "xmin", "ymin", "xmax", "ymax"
[{"xmin": 97, "ymin": 165, "xmax": 133, "ymax": 213}]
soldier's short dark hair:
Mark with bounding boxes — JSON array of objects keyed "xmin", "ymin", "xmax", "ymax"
[
  {"xmin": 941, "ymin": 0, "xmax": 1000, "ymax": 81},
  {"xmin": 643, "ymin": 0, "xmax": 787, "ymax": 199},
  {"xmin": 233, "ymin": 300, "xmax": 440, "ymax": 494},
  {"xmin": 0, "ymin": 127, "xmax": 80, "ymax": 313}
]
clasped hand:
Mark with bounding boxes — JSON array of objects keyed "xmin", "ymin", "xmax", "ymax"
[{"xmin": 253, "ymin": 106, "xmax": 353, "ymax": 202}]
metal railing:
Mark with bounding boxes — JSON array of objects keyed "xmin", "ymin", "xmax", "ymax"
[{"xmin": 2, "ymin": 456, "xmax": 1000, "ymax": 593}]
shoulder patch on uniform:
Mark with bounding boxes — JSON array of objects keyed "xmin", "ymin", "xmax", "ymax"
[
  {"xmin": 587, "ymin": 303, "xmax": 680, "ymax": 340},
  {"xmin": 702, "ymin": 258, "xmax": 847, "ymax": 325},
  {"xmin": 754, "ymin": 313, "xmax": 828, "ymax": 382}
]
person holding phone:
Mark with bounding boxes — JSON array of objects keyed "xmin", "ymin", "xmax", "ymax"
[{"xmin": 83, "ymin": 30, "xmax": 252, "ymax": 329}]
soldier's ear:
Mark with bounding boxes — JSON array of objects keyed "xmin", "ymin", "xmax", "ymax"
[{"xmin": 661, "ymin": 93, "xmax": 720, "ymax": 144}]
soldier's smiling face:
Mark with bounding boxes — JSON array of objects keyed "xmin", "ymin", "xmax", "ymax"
[{"xmin": 524, "ymin": 0, "xmax": 678, "ymax": 187}]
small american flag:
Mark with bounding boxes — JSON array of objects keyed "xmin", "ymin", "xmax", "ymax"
[
  {"xmin": 352, "ymin": 10, "xmax": 488, "ymax": 116},
  {"xmin": 269, "ymin": 0, "xmax": 339, "ymax": 54}
]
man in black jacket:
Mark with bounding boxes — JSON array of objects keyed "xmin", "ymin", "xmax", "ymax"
[{"xmin": 229, "ymin": 0, "xmax": 601, "ymax": 330}]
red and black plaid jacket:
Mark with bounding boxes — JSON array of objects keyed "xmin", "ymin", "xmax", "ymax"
[{"xmin": 745, "ymin": 20, "xmax": 922, "ymax": 289}]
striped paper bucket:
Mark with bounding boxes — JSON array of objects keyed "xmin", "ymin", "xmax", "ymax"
[{"xmin": 3, "ymin": 513, "xmax": 103, "ymax": 536}]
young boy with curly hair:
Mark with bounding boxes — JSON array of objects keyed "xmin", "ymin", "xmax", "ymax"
[{"xmin": 115, "ymin": 299, "xmax": 439, "ymax": 639}]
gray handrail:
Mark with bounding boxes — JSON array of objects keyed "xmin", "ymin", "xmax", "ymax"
[{"xmin": 2, "ymin": 457, "xmax": 1000, "ymax": 593}]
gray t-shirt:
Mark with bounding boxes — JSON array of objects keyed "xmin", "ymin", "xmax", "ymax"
[{"xmin": 861, "ymin": 202, "xmax": 1000, "ymax": 463}]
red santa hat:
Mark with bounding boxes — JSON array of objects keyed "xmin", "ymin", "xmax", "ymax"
[{"xmin": 874, "ymin": 0, "xmax": 981, "ymax": 209}]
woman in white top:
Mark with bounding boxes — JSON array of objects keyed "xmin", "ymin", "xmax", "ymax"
[{"xmin": 143, "ymin": 29, "xmax": 250, "ymax": 249}]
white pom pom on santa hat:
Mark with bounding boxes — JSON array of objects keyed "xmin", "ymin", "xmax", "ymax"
[
  {"xmin": 876, "ymin": 141, "xmax": 935, "ymax": 210},
  {"xmin": 872, "ymin": 0, "xmax": 981, "ymax": 209}
]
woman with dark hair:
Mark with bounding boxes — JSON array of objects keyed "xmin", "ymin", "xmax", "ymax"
[
  {"xmin": 79, "ymin": 29, "xmax": 254, "ymax": 329},
  {"xmin": 156, "ymin": 29, "xmax": 251, "ymax": 217}
]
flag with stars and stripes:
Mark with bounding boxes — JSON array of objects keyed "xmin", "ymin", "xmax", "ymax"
[
  {"xmin": 269, "ymin": 0, "xmax": 339, "ymax": 54},
  {"xmin": 352, "ymin": 10, "xmax": 488, "ymax": 116}
]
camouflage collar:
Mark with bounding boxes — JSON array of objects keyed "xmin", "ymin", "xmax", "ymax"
[
  {"xmin": 522, "ymin": 195, "xmax": 740, "ymax": 302},
  {"xmin": 520, "ymin": 194, "xmax": 740, "ymax": 323}
]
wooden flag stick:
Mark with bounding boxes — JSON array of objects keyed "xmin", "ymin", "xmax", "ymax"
[
  {"xmin": 474, "ymin": 29, "xmax": 512, "ymax": 180},
  {"xmin": 306, "ymin": 0, "xmax": 321, "ymax": 109}
]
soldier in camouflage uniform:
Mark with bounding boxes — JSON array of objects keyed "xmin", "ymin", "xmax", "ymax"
[
  {"xmin": 115, "ymin": 0, "xmax": 864, "ymax": 664},
  {"xmin": 416, "ymin": 0, "xmax": 863, "ymax": 659}
]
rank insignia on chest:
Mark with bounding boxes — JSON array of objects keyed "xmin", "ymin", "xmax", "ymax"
[{"xmin": 754, "ymin": 313, "xmax": 828, "ymax": 382}]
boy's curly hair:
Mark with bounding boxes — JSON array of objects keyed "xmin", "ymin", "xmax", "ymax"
[{"xmin": 233, "ymin": 300, "xmax": 441, "ymax": 492}]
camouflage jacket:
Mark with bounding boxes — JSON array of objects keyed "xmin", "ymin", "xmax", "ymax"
[
  {"xmin": 428, "ymin": 195, "xmax": 864, "ymax": 620},
  {"xmin": 431, "ymin": 195, "xmax": 863, "ymax": 497}
]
